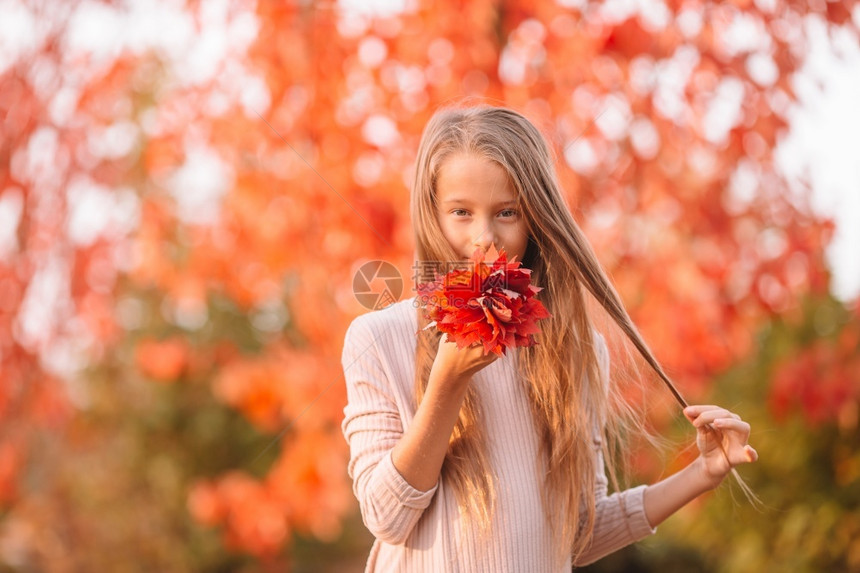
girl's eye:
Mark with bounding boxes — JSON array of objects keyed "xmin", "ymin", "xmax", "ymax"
[{"xmin": 449, "ymin": 208, "xmax": 518, "ymax": 218}]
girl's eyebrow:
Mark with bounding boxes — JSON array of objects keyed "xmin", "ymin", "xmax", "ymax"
[{"xmin": 442, "ymin": 198, "xmax": 518, "ymax": 207}]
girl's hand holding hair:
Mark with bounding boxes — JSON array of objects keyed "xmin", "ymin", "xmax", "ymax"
[
  {"xmin": 643, "ymin": 404, "xmax": 758, "ymax": 527},
  {"xmin": 683, "ymin": 404, "xmax": 759, "ymax": 489}
]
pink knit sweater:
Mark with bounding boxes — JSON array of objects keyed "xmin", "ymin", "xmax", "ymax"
[{"xmin": 341, "ymin": 297, "xmax": 656, "ymax": 572}]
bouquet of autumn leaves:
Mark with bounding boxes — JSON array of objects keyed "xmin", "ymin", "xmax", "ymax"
[{"xmin": 416, "ymin": 246, "xmax": 551, "ymax": 357}]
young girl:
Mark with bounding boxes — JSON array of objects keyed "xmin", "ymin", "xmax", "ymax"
[{"xmin": 341, "ymin": 104, "xmax": 757, "ymax": 571}]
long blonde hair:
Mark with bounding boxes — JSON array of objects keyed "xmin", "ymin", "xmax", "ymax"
[{"xmin": 410, "ymin": 104, "xmax": 686, "ymax": 564}]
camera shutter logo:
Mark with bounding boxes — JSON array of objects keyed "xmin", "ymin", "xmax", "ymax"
[{"xmin": 352, "ymin": 261, "xmax": 403, "ymax": 310}]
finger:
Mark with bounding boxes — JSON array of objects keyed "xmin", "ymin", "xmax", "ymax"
[
  {"xmin": 711, "ymin": 418, "xmax": 751, "ymax": 437},
  {"xmin": 690, "ymin": 408, "xmax": 738, "ymax": 428},
  {"xmin": 684, "ymin": 405, "xmax": 742, "ymax": 420},
  {"xmin": 727, "ymin": 443, "xmax": 758, "ymax": 465},
  {"xmin": 693, "ymin": 410, "xmax": 741, "ymax": 428},
  {"xmin": 683, "ymin": 405, "xmax": 716, "ymax": 419},
  {"xmin": 744, "ymin": 445, "xmax": 759, "ymax": 463},
  {"xmin": 684, "ymin": 404, "xmax": 741, "ymax": 422},
  {"xmin": 711, "ymin": 416, "xmax": 748, "ymax": 429},
  {"xmin": 683, "ymin": 405, "xmax": 728, "ymax": 422}
]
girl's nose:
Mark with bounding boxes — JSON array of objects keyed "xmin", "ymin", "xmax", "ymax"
[{"xmin": 471, "ymin": 224, "xmax": 496, "ymax": 253}]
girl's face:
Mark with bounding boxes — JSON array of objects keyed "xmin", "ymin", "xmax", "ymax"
[{"xmin": 435, "ymin": 152, "xmax": 530, "ymax": 263}]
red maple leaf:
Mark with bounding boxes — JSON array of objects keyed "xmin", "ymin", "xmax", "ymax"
[{"xmin": 416, "ymin": 246, "xmax": 551, "ymax": 356}]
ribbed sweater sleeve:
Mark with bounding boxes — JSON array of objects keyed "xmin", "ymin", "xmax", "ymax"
[
  {"xmin": 340, "ymin": 316, "xmax": 438, "ymax": 545},
  {"xmin": 574, "ymin": 441, "xmax": 656, "ymax": 566}
]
